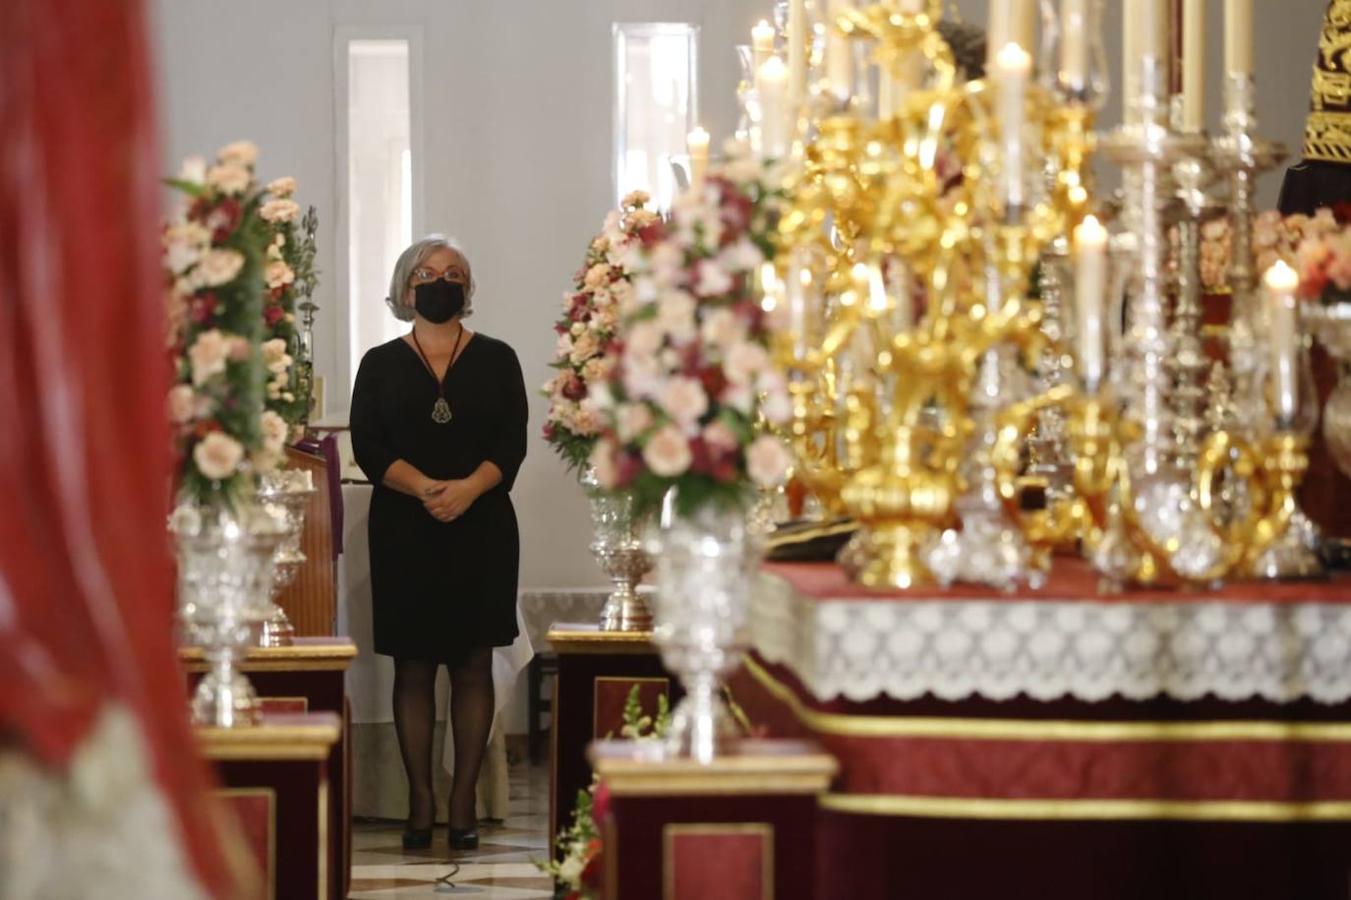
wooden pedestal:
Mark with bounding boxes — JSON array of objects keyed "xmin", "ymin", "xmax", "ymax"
[
  {"xmin": 547, "ymin": 624, "xmax": 679, "ymax": 849},
  {"xmin": 183, "ymin": 638, "xmax": 355, "ymax": 899},
  {"xmin": 198, "ymin": 713, "xmax": 342, "ymax": 900},
  {"xmin": 590, "ymin": 740, "xmax": 837, "ymax": 900}
]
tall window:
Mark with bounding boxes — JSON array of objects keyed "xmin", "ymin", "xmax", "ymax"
[
  {"xmin": 342, "ymin": 36, "xmax": 414, "ymax": 399},
  {"xmin": 613, "ymin": 23, "xmax": 699, "ymax": 210}
]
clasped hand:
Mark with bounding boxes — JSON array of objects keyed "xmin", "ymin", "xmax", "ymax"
[{"xmin": 422, "ymin": 479, "xmax": 479, "ymax": 523}]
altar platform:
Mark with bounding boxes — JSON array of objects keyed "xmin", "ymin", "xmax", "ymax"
[{"xmin": 728, "ymin": 559, "xmax": 1351, "ymax": 899}]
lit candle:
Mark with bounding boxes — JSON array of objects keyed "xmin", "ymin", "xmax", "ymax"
[
  {"xmin": 988, "ymin": 0, "xmax": 1036, "ymax": 71},
  {"xmin": 826, "ymin": 0, "xmax": 855, "ymax": 100},
  {"xmin": 788, "ymin": 0, "xmax": 806, "ymax": 110},
  {"xmin": 1181, "ymin": 0, "xmax": 1205, "ymax": 132},
  {"xmin": 1060, "ymin": 0, "xmax": 1089, "ymax": 92},
  {"xmin": 995, "ymin": 42, "xmax": 1032, "ymax": 213},
  {"xmin": 687, "ymin": 126, "xmax": 710, "ymax": 186},
  {"xmin": 757, "ymin": 57, "xmax": 791, "ymax": 159},
  {"xmin": 1075, "ymin": 215, "xmax": 1109, "ymax": 390},
  {"xmin": 1265, "ymin": 260, "xmax": 1300, "ymax": 426},
  {"xmin": 1225, "ymin": 0, "xmax": 1253, "ymax": 77},
  {"xmin": 752, "ymin": 19, "xmax": 776, "ymax": 72}
]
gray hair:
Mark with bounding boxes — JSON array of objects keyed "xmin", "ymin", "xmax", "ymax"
[{"xmin": 384, "ymin": 234, "xmax": 477, "ymax": 322}]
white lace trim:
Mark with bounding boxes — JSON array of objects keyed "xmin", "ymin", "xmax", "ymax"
[
  {"xmin": 0, "ymin": 706, "xmax": 209, "ymax": 900},
  {"xmin": 751, "ymin": 572, "xmax": 1351, "ymax": 704}
]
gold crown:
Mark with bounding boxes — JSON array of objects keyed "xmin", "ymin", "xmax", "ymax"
[{"xmin": 1307, "ymin": 0, "xmax": 1351, "ymax": 163}]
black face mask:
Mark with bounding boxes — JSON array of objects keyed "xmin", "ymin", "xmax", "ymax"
[{"xmin": 413, "ymin": 280, "xmax": 466, "ymax": 323}]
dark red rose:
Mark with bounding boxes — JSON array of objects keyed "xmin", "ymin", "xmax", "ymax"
[
  {"xmin": 615, "ymin": 452, "xmax": 642, "ymax": 487},
  {"xmin": 190, "ymin": 293, "xmax": 218, "ymax": 325},
  {"xmin": 638, "ymin": 221, "xmax": 668, "ymax": 249},
  {"xmin": 206, "ymin": 198, "xmax": 243, "ymax": 243},
  {"xmin": 190, "ymin": 419, "xmax": 222, "ymax": 440},
  {"xmin": 1332, "ymin": 202, "xmax": 1351, "ymax": 225},
  {"xmin": 263, "ymin": 304, "xmax": 285, "ymax": 327},
  {"xmin": 562, "ymin": 374, "xmax": 587, "ymax": 402},
  {"xmin": 554, "ymin": 321, "xmax": 569, "ymax": 335},
  {"xmin": 543, "ymin": 421, "xmax": 556, "ymax": 440},
  {"xmin": 581, "ymin": 845, "xmax": 603, "ymax": 886},
  {"xmin": 1301, "ymin": 265, "xmax": 1330, "ymax": 301},
  {"xmin": 591, "ymin": 781, "xmax": 611, "ymax": 825},
  {"xmin": 698, "ymin": 365, "xmax": 726, "ymax": 399}
]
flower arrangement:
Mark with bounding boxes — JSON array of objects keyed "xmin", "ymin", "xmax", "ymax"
[
  {"xmin": 1196, "ymin": 205, "xmax": 1351, "ymax": 302},
  {"xmin": 163, "ymin": 141, "xmax": 281, "ymax": 503},
  {"xmin": 543, "ymin": 191, "xmax": 660, "ymax": 472},
  {"xmin": 539, "ymin": 686, "xmax": 669, "ymax": 899},
  {"xmin": 587, "ymin": 151, "xmax": 795, "ymax": 517},
  {"xmin": 257, "ymin": 176, "xmax": 320, "ymax": 440}
]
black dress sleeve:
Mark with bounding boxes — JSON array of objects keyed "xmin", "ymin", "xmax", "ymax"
[
  {"xmin": 350, "ymin": 348, "xmax": 397, "ymax": 486},
  {"xmin": 487, "ymin": 342, "xmax": 528, "ymax": 491}
]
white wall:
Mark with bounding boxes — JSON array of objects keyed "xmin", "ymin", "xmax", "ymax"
[
  {"xmin": 152, "ymin": 0, "xmax": 770, "ymax": 590},
  {"xmin": 151, "ymin": 0, "xmax": 1327, "ymax": 592}
]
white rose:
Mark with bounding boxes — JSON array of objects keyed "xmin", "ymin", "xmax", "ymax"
[
  {"xmin": 217, "ymin": 140, "xmax": 259, "ymax": 166},
  {"xmin": 261, "ymin": 337, "xmax": 291, "ymax": 375},
  {"xmin": 163, "ymin": 238, "xmax": 199, "ymax": 275},
  {"xmin": 722, "ymin": 383, "xmax": 754, "ymax": 414},
  {"xmin": 584, "ymin": 263, "xmax": 611, "ymax": 290},
  {"xmin": 266, "ymin": 176, "xmax": 297, "ymax": 197},
  {"xmin": 622, "ymin": 189, "xmax": 651, "ymax": 209},
  {"xmin": 650, "ymin": 243, "xmax": 686, "ymax": 286},
  {"xmin": 557, "ymin": 853, "xmax": 585, "ymax": 888},
  {"xmin": 656, "ymin": 290, "xmax": 697, "ymax": 343},
  {"xmin": 260, "ymin": 410, "xmax": 289, "ymax": 454},
  {"xmin": 642, "ymin": 425, "xmax": 693, "ymax": 477},
  {"xmin": 720, "ymin": 238, "xmax": 764, "ymax": 272},
  {"xmin": 581, "ymin": 356, "xmax": 612, "ymax": 385},
  {"xmin": 555, "ymin": 332, "xmax": 574, "ymax": 360},
  {"xmin": 168, "ymin": 385, "xmax": 197, "ymax": 424},
  {"xmin": 623, "ymin": 320, "xmax": 663, "ymax": 362},
  {"xmin": 616, "ymin": 403, "xmax": 654, "ymax": 442},
  {"xmin": 572, "ymin": 403, "xmax": 603, "ymax": 436},
  {"xmin": 265, "ymin": 259, "xmax": 296, "ymax": 290},
  {"xmin": 178, "ymin": 155, "xmax": 207, "ymax": 185},
  {"xmin": 759, "ymin": 375, "xmax": 793, "ymax": 425},
  {"xmin": 260, "ymin": 198, "xmax": 301, "ymax": 224},
  {"xmin": 658, "ymin": 377, "xmax": 708, "ymax": 430},
  {"xmin": 206, "ymin": 162, "xmax": 252, "ymax": 196},
  {"xmin": 724, "ymin": 340, "xmax": 769, "ymax": 386},
  {"xmin": 193, "ymin": 432, "xmax": 245, "ymax": 481},
  {"xmin": 188, "ymin": 330, "xmax": 230, "ymax": 385},
  {"xmin": 700, "ymin": 307, "xmax": 743, "ymax": 349},
  {"xmin": 194, "ymin": 248, "xmax": 245, "ymax": 288},
  {"xmin": 747, "ymin": 434, "xmax": 792, "ymax": 487},
  {"xmin": 694, "ymin": 259, "xmax": 734, "ymax": 297}
]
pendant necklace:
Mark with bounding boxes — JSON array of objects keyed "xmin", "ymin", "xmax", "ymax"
[{"xmin": 410, "ymin": 324, "xmax": 465, "ymax": 424}]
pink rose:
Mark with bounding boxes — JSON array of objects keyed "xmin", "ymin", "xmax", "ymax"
[
  {"xmin": 656, "ymin": 290, "xmax": 697, "ymax": 343},
  {"xmin": 701, "ymin": 420, "xmax": 739, "ymax": 453},
  {"xmin": 616, "ymin": 403, "xmax": 654, "ymax": 442},
  {"xmin": 193, "ymin": 432, "xmax": 245, "ymax": 481},
  {"xmin": 724, "ymin": 340, "xmax": 769, "ymax": 386},
  {"xmin": 746, "ymin": 435, "xmax": 792, "ymax": 487},
  {"xmin": 188, "ymin": 329, "xmax": 230, "ymax": 385},
  {"xmin": 658, "ymin": 377, "xmax": 709, "ymax": 429},
  {"xmin": 700, "ymin": 308, "xmax": 743, "ymax": 349},
  {"xmin": 642, "ymin": 425, "xmax": 693, "ymax": 477},
  {"xmin": 168, "ymin": 385, "xmax": 197, "ymax": 424}
]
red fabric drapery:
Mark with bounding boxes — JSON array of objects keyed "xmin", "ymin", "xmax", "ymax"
[{"xmin": 0, "ymin": 1, "xmax": 240, "ymax": 895}]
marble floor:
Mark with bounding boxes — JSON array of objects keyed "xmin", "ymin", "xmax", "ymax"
[{"xmin": 349, "ymin": 765, "xmax": 555, "ymax": 899}]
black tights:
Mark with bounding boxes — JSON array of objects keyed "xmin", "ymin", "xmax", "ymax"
[{"xmin": 392, "ymin": 648, "xmax": 495, "ymax": 830}]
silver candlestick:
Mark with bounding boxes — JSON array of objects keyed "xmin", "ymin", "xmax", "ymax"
[{"xmin": 1168, "ymin": 147, "xmax": 1219, "ymax": 470}]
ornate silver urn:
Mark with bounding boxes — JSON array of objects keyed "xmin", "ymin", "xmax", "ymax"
[
  {"xmin": 170, "ymin": 498, "xmax": 287, "ymax": 727},
  {"xmin": 255, "ymin": 468, "xmax": 316, "ymax": 646},
  {"xmin": 581, "ymin": 467, "xmax": 654, "ymax": 632}
]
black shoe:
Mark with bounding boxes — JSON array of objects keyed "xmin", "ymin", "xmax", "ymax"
[
  {"xmin": 402, "ymin": 826, "xmax": 433, "ymax": 850},
  {"xmin": 448, "ymin": 826, "xmax": 479, "ymax": 851}
]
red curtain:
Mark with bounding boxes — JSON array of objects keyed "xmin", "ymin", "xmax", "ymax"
[{"xmin": 0, "ymin": 1, "xmax": 242, "ymax": 895}]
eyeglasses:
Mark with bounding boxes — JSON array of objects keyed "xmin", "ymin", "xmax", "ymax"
[{"xmin": 411, "ymin": 266, "xmax": 467, "ymax": 286}]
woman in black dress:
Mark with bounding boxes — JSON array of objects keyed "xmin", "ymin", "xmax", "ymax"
[{"xmin": 350, "ymin": 235, "xmax": 527, "ymax": 850}]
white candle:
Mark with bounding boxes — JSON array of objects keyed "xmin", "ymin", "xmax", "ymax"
[
  {"xmin": 826, "ymin": 0, "xmax": 855, "ymax": 99},
  {"xmin": 988, "ymin": 0, "xmax": 1036, "ymax": 71},
  {"xmin": 687, "ymin": 126, "xmax": 710, "ymax": 186},
  {"xmin": 788, "ymin": 0, "xmax": 806, "ymax": 110},
  {"xmin": 1059, "ymin": 0, "xmax": 1089, "ymax": 92},
  {"xmin": 1265, "ymin": 260, "xmax": 1300, "ymax": 425},
  {"xmin": 1181, "ymin": 0, "xmax": 1205, "ymax": 132},
  {"xmin": 1122, "ymin": 1, "xmax": 1139, "ymax": 112},
  {"xmin": 1225, "ymin": 0, "xmax": 1253, "ymax": 77},
  {"xmin": 757, "ymin": 57, "xmax": 791, "ymax": 159},
  {"xmin": 1075, "ymin": 215, "xmax": 1109, "ymax": 389},
  {"xmin": 995, "ymin": 42, "xmax": 1032, "ymax": 213},
  {"xmin": 752, "ymin": 19, "xmax": 776, "ymax": 72}
]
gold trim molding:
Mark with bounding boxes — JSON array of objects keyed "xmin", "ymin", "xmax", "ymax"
[
  {"xmin": 744, "ymin": 656, "xmax": 1351, "ymax": 743},
  {"xmin": 592, "ymin": 747, "xmax": 837, "ymax": 797},
  {"xmin": 547, "ymin": 627, "xmax": 658, "ymax": 655},
  {"xmin": 197, "ymin": 718, "xmax": 342, "ymax": 762},
  {"xmin": 819, "ymin": 793, "xmax": 1351, "ymax": 822},
  {"xmin": 180, "ymin": 639, "xmax": 358, "ymax": 673}
]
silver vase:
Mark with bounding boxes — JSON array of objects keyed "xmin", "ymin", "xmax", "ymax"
[
  {"xmin": 255, "ymin": 468, "xmax": 316, "ymax": 646},
  {"xmin": 582, "ymin": 467, "xmax": 654, "ymax": 632},
  {"xmin": 651, "ymin": 496, "xmax": 754, "ymax": 763},
  {"xmin": 170, "ymin": 499, "xmax": 287, "ymax": 727}
]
